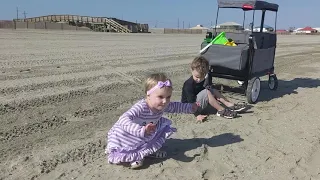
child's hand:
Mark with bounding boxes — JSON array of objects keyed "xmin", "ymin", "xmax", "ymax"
[
  {"xmin": 192, "ymin": 102, "xmax": 200, "ymax": 112},
  {"xmin": 196, "ymin": 115, "xmax": 207, "ymax": 122},
  {"xmin": 145, "ymin": 123, "xmax": 156, "ymax": 135}
]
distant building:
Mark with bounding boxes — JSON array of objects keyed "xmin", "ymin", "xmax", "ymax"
[
  {"xmin": 292, "ymin": 28, "xmax": 302, "ymax": 33},
  {"xmin": 212, "ymin": 22, "xmax": 243, "ymax": 30},
  {"xmin": 253, "ymin": 24, "xmax": 274, "ymax": 32},
  {"xmin": 190, "ymin": 24, "xmax": 209, "ymax": 30},
  {"xmin": 313, "ymin": 27, "xmax": 320, "ymax": 32},
  {"xmin": 276, "ymin": 29, "xmax": 287, "ymax": 32},
  {"xmin": 297, "ymin": 26, "xmax": 318, "ymax": 34},
  {"xmin": 276, "ymin": 29, "xmax": 289, "ymax": 34}
]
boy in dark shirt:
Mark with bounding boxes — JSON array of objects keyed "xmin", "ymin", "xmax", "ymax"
[{"xmin": 181, "ymin": 56, "xmax": 247, "ymax": 121}]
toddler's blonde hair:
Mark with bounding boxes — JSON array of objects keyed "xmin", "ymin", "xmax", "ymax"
[{"xmin": 144, "ymin": 73, "xmax": 172, "ymax": 94}]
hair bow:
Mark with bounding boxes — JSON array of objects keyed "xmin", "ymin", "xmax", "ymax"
[
  {"xmin": 147, "ymin": 80, "xmax": 172, "ymax": 95},
  {"xmin": 157, "ymin": 80, "xmax": 171, "ymax": 88}
]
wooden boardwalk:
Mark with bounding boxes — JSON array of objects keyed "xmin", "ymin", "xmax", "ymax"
[{"xmin": 14, "ymin": 15, "xmax": 139, "ymax": 33}]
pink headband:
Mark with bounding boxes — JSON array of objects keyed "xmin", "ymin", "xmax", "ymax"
[{"xmin": 147, "ymin": 80, "xmax": 172, "ymax": 95}]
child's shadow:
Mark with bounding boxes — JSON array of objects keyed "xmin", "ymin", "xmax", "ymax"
[{"xmin": 141, "ymin": 133, "xmax": 243, "ymax": 169}]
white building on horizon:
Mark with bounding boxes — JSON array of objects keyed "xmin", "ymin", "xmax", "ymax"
[
  {"xmin": 190, "ymin": 24, "xmax": 209, "ymax": 30},
  {"xmin": 211, "ymin": 22, "xmax": 243, "ymax": 30}
]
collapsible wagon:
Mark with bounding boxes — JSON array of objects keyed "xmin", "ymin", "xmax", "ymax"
[{"xmin": 200, "ymin": 0, "xmax": 279, "ymax": 104}]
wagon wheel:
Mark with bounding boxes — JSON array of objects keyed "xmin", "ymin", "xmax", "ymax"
[
  {"xmin": 246, "ymin": 77, "xmax": 261, "ymax": 104},
  {"xmin": 268, "ymin": 74, "xmax": 278, "ymax": 90}
]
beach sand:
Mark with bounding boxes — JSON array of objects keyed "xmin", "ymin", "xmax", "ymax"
[{"xmin": 1, "ymin": 29, "xmax": 320, "ymax": 180}]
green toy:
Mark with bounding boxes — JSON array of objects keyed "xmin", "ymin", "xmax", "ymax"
[{"xmin": 200, "ymin": 32, "xmax": 228, "ymax": 54}]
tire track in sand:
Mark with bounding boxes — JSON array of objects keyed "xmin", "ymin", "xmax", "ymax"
[
  {"xmin": 0, "ymin": 93, "xmax": 140, "ymax": 143},
  {"xmin": 0, "ymin": 53, "xmax": 193, "ymax": 83},
  {"xmin": 0, "ymin": 115, "xmax": 67, "ymax": 142},
  {"xmin": 0, "ymin": 81, "xmax": 133, "ymax": 115},
  {"xmin": 0, "ymin": 74, "xmax": 120, "ymax": 96},
  {"xmin": 0, "ymin": 61, "xmax": 192, "ymax": 115},
  {"xmin": 0, "ymin": 53, "xmax": 194, "ymax": 96}
]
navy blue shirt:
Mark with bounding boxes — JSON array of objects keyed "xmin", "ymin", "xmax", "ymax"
[{"xmin": 181, "ymin": 74, "xmax": 212, "ymax": 103}]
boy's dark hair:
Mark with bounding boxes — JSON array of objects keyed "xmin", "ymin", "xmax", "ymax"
[{"xmin": 190, "ymin": 56, "xmax": 209, "ymax": 77}]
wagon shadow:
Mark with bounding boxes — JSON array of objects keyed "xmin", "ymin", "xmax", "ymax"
[
  {"xmin": 212, "ymin": 78, "xmax": 320, "ymax": 102},
  {"xmin": 259, "ymin": 77, "xmax": 320, "ymax": 102},
  {"xmin": 139, "ymin": 133, "xmax": 243, "ymax": 169}
]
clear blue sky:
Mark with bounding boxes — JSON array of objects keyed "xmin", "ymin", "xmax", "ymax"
[{"xmin": 0, "ymin": 0, "xmax": 318, "ymax": 29}]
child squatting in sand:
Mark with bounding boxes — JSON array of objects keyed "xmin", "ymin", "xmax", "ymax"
[
  {"xmin": 181, "ymin": 56, "xmax": 247, "ymax": 121},
  {"xmin": 106, "ymin": 73, "xmax": 199, "ymax": 169}
]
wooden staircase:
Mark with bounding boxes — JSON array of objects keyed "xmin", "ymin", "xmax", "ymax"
[{"xmin": 105, "ymin": 18, "xmax": 131, "ymax": 33}]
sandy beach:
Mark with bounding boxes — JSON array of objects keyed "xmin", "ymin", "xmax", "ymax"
[{"xmin": 1, "ymin": 29, "xmax": 320, "ymax": 180}]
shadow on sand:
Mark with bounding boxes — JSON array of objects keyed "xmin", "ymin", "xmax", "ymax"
[
  {"xmin": 140, "ymin": 133, "xmax": 243, "ymax": 169},
  {"xmin": 258, "ymin": 77, "xmax": 320, "ymax": 101},
  {"xmin": 214, "ymin": 77, "xmax": 320, "ymax": 102}
]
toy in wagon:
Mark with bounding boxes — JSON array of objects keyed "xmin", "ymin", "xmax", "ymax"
[{"xmin": 199, "ymin": 0, "xmax": 279, "ymax": 104}]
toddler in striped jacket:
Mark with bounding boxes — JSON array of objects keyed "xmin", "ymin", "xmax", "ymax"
[{"xmin": 106, "ymin": 72, "xmax": 199, "ymax": 169}]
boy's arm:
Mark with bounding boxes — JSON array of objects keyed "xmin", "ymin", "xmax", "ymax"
[
  {"xmin": 183, "ymin": 83, "xmax": 197, "ymax": 103},
  {"xmin": 193, "ymin": 109, "xmax": 202, "ymax": 117},
  {"xmin": 203, "ymin": 73, "xmax": 213, "ymax": 89},
  {"xmin": 182, "ymin": 82, "xmax": 202, "ymax": 117},
  {"xmin": 117, "ymin": 103, "xmax": 146, "ymax": 138}
]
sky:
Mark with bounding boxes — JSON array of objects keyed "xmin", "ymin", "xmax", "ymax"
[{"xmin": 0, "ymin": 0, "xmax": 318, "ymax": 29}]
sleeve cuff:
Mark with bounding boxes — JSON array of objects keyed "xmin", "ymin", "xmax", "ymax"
[{"xmin": 140, "ymin": 126, "xmax": 146, "ymax": 137}]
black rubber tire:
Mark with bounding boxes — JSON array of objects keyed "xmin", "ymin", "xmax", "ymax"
[{"xmin": 268, "ymin": 74, "xmax": 278, "ymax": 90}]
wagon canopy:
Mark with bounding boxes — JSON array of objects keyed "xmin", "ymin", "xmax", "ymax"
[{"xmin": 217, "ymin": 0, "xmax": 279, "ymax": 12}]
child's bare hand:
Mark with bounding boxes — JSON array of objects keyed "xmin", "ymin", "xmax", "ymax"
[
  {"xmin": 145, "ymin": 123, "xmax": 156, "ymax": 135},
  {"xmin": 196, "ymin": 115, "xmax": 207, "ymax": 122}
]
